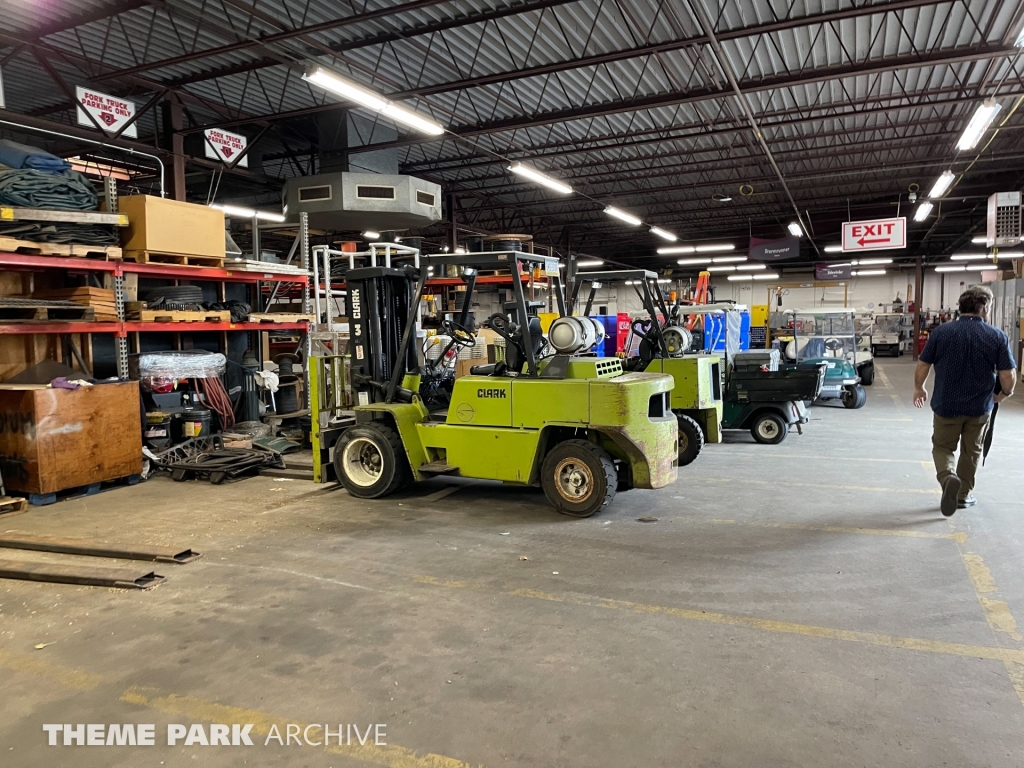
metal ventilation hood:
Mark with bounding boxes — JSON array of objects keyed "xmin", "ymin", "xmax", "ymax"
[{"xmin": 281, "ymin": 172, "xmax": 443, "ymax": 231}]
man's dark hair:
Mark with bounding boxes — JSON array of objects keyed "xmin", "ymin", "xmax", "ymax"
[{"xmin": 958, "ymin": 285, "xmax": 994, "ymax": 315}]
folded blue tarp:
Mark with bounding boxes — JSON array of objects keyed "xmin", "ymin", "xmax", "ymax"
[{"xmin": 0, "ymin": 139, "xmax": 71, "ymax": 174}]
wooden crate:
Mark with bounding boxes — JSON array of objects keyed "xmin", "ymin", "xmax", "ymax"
[
  {"xmin": 0, "ymin": 381, "xmax": 143, "ymax": 495},
  {"xmin": 0, "ymin": 235, "xmax": 121, "ymax": 260},
  {"xmin": 127, "ymin": 308, "xmax": 231, "ymax": 323},
  {"xmin": 118, "ymin": 195, "xmax": 225, "ymax": 260}
]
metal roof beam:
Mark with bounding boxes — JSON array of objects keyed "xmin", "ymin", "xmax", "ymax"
[{"xmin": 348, "ymin": 44, "xmax": 1017, "ymax": 154}]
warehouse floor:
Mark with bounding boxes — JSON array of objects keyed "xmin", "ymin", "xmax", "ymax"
[{"xmin": 2, "ymin": 358, "xmax": 1023, "ymax": 767}]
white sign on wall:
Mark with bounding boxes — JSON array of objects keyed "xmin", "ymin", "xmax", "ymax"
[
  {"xmin": 0, "ymin": 65, "xmax": 5, "ymax": 109},
  {"xmin": 76, "ymin": 87, "xmax": 137, "ymax": 137},
  {"xmin": 842, "ymin": 217, "xmax": 906, "ymax": 252},
  {"xmin": 203, "ymin": 128, "xmax": 248, "ymax": 167}
]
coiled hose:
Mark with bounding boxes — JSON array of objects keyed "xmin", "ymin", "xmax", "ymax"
[{"xmin": 193, "ymin": 376, "xmax": 235, "ymax": 430}]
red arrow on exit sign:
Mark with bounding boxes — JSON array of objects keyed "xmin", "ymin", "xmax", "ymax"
[{"xmin": 842, "ymin": 217, "xmax": 906, "ymax": 252}]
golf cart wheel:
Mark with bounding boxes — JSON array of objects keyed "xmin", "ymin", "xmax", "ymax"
[
  {"xmin": 333, "ymin": 423, "xmax": 409, "ymax": 498},
  {"xmin": 842, "ymin": 385, "xmax": 867, "ymax": 410},
  {"xmin": 541, "ymin": 439, "xmax": 616, "ymax": 518},
  {"xmin": 859, "ymin": 362, "xmax": 875, "ymax": 386},
  {"xmin": 751, "ymin": 412, "xmax": 788, "ymax": 445},
  {"xmin": 676, "ymin": 414, "xmax": 705, "ymax": 467}
]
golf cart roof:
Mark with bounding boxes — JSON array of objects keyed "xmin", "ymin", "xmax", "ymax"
[
  {"xmin": 574, "ymin": 269, "xmax": 658, "ymax": 282},
  {"xmin": 785, "ymin": 307, "xmax": 857, "ymax": 316},
  {"xmin": 685, "ymin": 303, "xmax": 748, "ymax": 314}
]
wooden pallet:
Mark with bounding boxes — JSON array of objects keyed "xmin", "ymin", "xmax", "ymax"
[
  {"xmin": 0, "ymin": 301, "xmax": 95, "ymax": 321},
  {"xmin": 25, "ymin": 474, "xmax": 141, "ymax": 507},
  {"xmin": 128, "ymin": 309, "xmax": 232, "ymax": 323},
  {"xmin": 248, "ymin": 312, "xmax": 315, "ymax": 323},
  {"xmin": 122, "ymin": 249, "xmax": 224, "ymax": 267},
  {"xmin": 0, "ymin": 496, "xmax": 28, "ymax": 519},
  {"xmin": 32, "ymin": 288, "xmax": 120, "ymax": 322},
  {"xmin": 0, "ymin": 235, "xmax": 122, "ymax": 259}
]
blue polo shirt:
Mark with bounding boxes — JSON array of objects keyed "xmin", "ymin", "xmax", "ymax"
[{"xmin": 920, "ymin": 316, "xmax": 1016, "ymax": 418}]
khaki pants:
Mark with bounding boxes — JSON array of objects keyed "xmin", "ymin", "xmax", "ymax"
[{"xmin": 931, "ymin": 413, "xmax": 991, "ymax": 498}]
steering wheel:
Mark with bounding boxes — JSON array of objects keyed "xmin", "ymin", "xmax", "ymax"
[
  {"xmin": 824, "ymin": 337, "xmax": 843, "ymax": 352},
  {"xmin": 442, "ymin": 319, "xmax": 476, "ymax": 348}
]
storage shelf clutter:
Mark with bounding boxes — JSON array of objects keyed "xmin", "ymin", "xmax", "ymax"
[{"xmin": 0, "ymin": 138, "xmax": 317, "ymax": 506}]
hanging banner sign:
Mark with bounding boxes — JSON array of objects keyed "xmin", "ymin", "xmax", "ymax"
[
  {"xmin": 76, "ymin": 87, "xmax": 137, "ymax": 137},
  {"xmin": 203, "ymin": 128, "xmax": 248, "ymax": 167},
  {"xmin": 842, "ymin": 217, "xmax": 906, "ymax": 252},
  {"xmin": 815, "ymin": 263, "xmax": 853, "ymax": 280},
  {"xmin": 749, "ymin": 236, "xmax": 799, "ymax": 261}
]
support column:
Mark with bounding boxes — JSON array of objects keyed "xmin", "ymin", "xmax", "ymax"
[
  {"xmin": 912, "ymin": 254, "xmax": 923, "ymax": 361},
  {"xmin": 447, "ymin": 193, "xmax": 458, "ymax": 252},
  {"xmin": 160, "ymin": 98, "xmax": 187, "ymax": 201}
]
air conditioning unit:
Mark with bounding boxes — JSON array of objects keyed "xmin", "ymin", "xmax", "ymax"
[
  {"xmin": 986, "ymin": 191, "xmax": 1022, "ymax": 247},
  {"xmin": 282, "ymin": 172, "xmax": 442, "ymax": 231}
]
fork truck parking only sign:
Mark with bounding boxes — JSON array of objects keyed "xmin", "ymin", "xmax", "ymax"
[{"xmin": 842, "ymin": 217, "xmax": 906, "ymax": 252}]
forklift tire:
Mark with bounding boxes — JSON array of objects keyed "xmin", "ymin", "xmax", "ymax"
[
  {"xmin": 859, "ymin": 362, "xmax": 875, "ymax": 386},
  {"xmin": 676, "ymin": 414, "xmax": 705, "ymax": 467},
  {"xmin": 842, "ymin": 385, "xmax": 867, "ymax": 409},
  {"xmin": 751, "ymin": 412, "xmax": 788, "ymax": 444},
  {"xmin": 333, "ymin": 423, "xmax": 409, "ymax": 499},
  {"xmin": 540, "ymin": 439, "xmax": 617, "ymax": 518}
]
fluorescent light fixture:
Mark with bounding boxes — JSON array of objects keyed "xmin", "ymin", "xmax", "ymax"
[
  {"xmin": 727, "ymin": 274, "xmax": 754, "ymax": 281},
  {"xmin": 824, "ymin": 245, "xmax": 843, "ymax": 253},
  {"xmin": 852, "ymin": 269, "xmax": 887, "ymax": 276},
  {"xmin": 658, "ymin": 246, "xmax": 696, "ymax": 255},
  {"xmin": 303, "ymin": 64, "xmax": 444, "ymax": 135},
  {"xmin": 828, "ymin": 262, "xmax": 852, "ymax": 268},
  {"xmin": 913, "ymin": 202, "xmax": 934, "ymax": 222},
  {"xmin": 735, "ymin": 263, "xmax": 767, "ymax": 271},
  {"xmin": 956, "ymin": 98, "xmax": 1001, "ymax": 151},
  {"xmin": 928, "ymin": 170, "xmax": 956, "ymax": 198},
  {"xmin": 657, "ymin": 278, "xmax": 671, "ymax": 284},
  {"xmin": 996, "ymin": 250, "xmax": 1023, "ymax": 257},
  {"xmin": 362, "ymin": 230, "xmax": 380, "ymax": 239},
  {"xmin": 950, "ymin": 254, "xmax": 989, "ymax": 261},
  {"xmin": 210, "ymin": 203, "xmax": 286, "ymax": 222},
  {"xmin": 454, "ymin": 247, "xmax": 466, "ymax": 254},
  {"xmin": 676, "ymin": 258, "xmax": 707, "ymax": 266},
  {"xmin": 694, "ymin": 244, "xmax": 735, "ymax": 252},
  {"xmin": 752, "ymin": 273, "xmax": 780, "ymax": 280},
  {"xmin": 712, "ymin": 256, "xmax": 747, "ymax": 263},
  {"xmin": 854, "ymin": 258, "xmax": 893, "ymax": 266},
  {"xmin": 706, "ymin": 265, "xmax": 736, "ymax": 272},
  {"xmin": 604, "ymin": 206, "xmax": 642, "ymax": 226},
  {"xmin": 935, "ymin": 265, "xmax": 966, "ymax": 272},
  {"xmin": 576, "ymin": 259, "xmax": 604, "ymax": 268},
  {"xmin": 971, "ymin": 236, "xmax": 987, "ymax": 244},
  {"xmin": 509, "ymin": 162, "xmax": 573, "ymax": 195},
  {"xmin": 787, "ymin": 222, "xmax": 803, "ymax": 237},
  {"xmin": 937, "ymin": 264, "xmax": 994, "ymax": 272},
  {"xmin": 649, "ymin": 227, "xmax": 677, "ymax": 241}
]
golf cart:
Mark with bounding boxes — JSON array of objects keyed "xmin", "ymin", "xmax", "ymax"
[
  {"xmin": 852, "ymin": 309, "xmax": 875, "ymax": 385},
  {"xmin": 572, "ymin": 270, "xmax": 722, "ymax": 465},
  {"xmin": 871, "ymin": 311, "xmax": 911, "ymax": 357},
  {"xmin": 783, "ymin": 308, "xmax": 867, "ymax": 409},
  {"xmin": 334, "ymin": 250, "xmax": 679, "ymax": 518},
  {"xmin": 573, "ymin": 271, "xmax": 823, "ymax": 446}
]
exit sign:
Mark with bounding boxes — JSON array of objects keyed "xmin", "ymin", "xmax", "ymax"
[{"xmin": 842, "ymin": 217, "xmax": 906, "ymax": 252}]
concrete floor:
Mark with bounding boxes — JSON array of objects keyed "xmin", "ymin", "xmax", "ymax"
[{"xmin": 2, "ymin": 358, "xmax": 1023, "ymax": 767}]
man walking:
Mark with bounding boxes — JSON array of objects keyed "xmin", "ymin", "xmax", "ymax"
[{"xmin": 914, "ymin": 285, "xmax": 1016, "ymax": 516}]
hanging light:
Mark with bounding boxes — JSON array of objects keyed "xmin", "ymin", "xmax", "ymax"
[
  {"xmin": 735, "ymin": 263, "xmax": 767, "ymax": 271},
  {"xmin": 210, "ymin": 203, "xmax": 286, "ymax": 222},
  {"xmin": 362, "ymin": 230, "xmax": 380, "ymax": 239},
  {"xmin": 658, "ymin": 246, "xmax": 696, "ymax": 255},
  {"xmin": 971, "ymin": 236, "xmax": 987, "ymax": 244},
  {"xmin": 676, "ymin": 258, "xmax": 707, "ymax": 265},
  {"xmin": 824, "ymin": 245, "xmax": 843, "ymax": 253},
  {"xmin": 508, "ymin": 162, "xmax": 573, "ymax": 194},
  {"xmin": 787, "ymin": 222, "xmax": 803, "ymax": 237},
  {"xmin": 956, "ymin": 98, "xmax": 1001, "ymax": 151},
  {"xmin": 752, "ymin": 273, "xmax": 780, "ymax": 280},
  {"xmin": 852, "ymin": 269, "xmax": 887, "ymax": 276},
  {"xmin": 711, "ymin": 256, "xmax": 747, "ymax": 263},
  {"xmin": 303, "ymin": 64, "xmax": 445, "ymax": 135},
  {"xmin": 854, "ymin": 258, "xmax": 893, "ymax": 266},
  {"xmin": 928, "ymin": 170, "xmax": 956, "ymax": 199},
  {"xmin": 706, "ymin": 265, "xmax": 736, "ymax": 272},
  {"xmin": 913, "ymin": 202, "xmax": 934, "ymax": 222},
  {"xmin": 694, "ymin": 244, "xmax": 735, "ymax": 252},
  {"xmin": 950, "ymin": 254, "xmax": 989, "ymax": 261},
  {"xmin": 649, "ymin": 227, "xmax": 677, "ymax": 241},
  {"xmin": 603, "ymin": 206, "xmax": 642, "ymax": 226},
  {"xmin": 576, "ymin": 259, "xmax": 604, "ymax": 268}
]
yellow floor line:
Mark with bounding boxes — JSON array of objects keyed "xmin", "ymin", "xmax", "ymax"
[
  {"xmin": 121, "ymin": 687, "xmax": 478, "ymax": 767},
  {"xmin": 875, "ymin": 364, "xmax": 893, "ymax": 389},
  {"xmin": 414, "ymin": 576, "xmax": 1024, "ymax": 665},
  {"xmin": 0, "ymin": 647, "xmax": 101, "ymax": 690},
  {"xmin": 701, "ymin": 476, "xmax": 940, "ymax": 495},
  {"xmin": 683, "ymin": 518, "xmax": 965, "ymax": 542},
  {"xmin": 955, "ymin": 544, "xmax": 1024, "ymax": 707}
]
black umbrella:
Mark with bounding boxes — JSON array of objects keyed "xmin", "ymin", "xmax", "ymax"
[{"xmin": 982, "ymin": 381, "xmax": 1002, "ymax": 465}]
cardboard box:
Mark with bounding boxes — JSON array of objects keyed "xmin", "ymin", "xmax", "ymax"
[
  {"xmin": 455, "ymin": 359, "xmax": 477, "ymax": 378},
  {"xmin": 0, "ymin": 381, "xmax": 143, "ymax": 494},
  {"xmin": 118, "ymin": 195, "xmax": 226, "ymax": 259}
]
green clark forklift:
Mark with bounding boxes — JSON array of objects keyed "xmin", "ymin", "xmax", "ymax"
[
  {"xmin": 332, "ymin": 251, "xmax": 678, "ymax": 517},
  {"xmin": 571, "ymin": 270, "xmax": 723, "ymax": 465}
]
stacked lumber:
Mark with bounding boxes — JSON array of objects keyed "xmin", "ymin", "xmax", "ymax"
[{"xmin": 34, "ymin": 287, "xmax": 119, "ymax": 322}]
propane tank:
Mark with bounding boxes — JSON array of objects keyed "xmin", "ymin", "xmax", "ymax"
[{"xmin": 548, "ymin": 316, "xmax": 606, "ymax": 354}]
